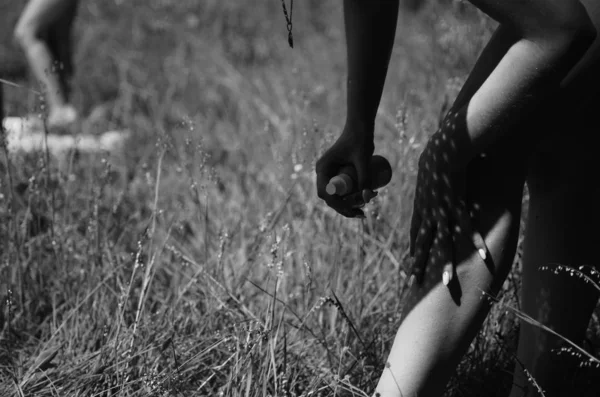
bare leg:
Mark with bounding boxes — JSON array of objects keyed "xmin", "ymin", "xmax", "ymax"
[
  {"xmin": 376, "ymin": 143, "xmax": 528, "ymax": 397},
  {"xmin": 372, "ymin": 21, "xmax": 534, "ymax": 397},
  {"xmin": 376, "ymin": 0, "xmax": 600, "ymax": 392},
  {"xmin": 509, "ymin": 125, "xmax": 600, "ymax": 397},
  {"xmin": 47, "ymin": 0, "xmax": 78, "ymax": 103},
  {"xmin": 508, "ymin": 1, "xmax": 600, "ymax": 393},
  {"xmin": 14, "ymin": 0, "xmax": 78, "ymax": 127}
]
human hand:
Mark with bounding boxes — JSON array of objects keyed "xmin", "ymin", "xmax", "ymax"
[
  {"xmin": 409, "ymin": 109, "xmax": 488, "ymax": 287},
  {"xmin": 315, "ymin": 124, "xmax": 376, "ymax": 218}
]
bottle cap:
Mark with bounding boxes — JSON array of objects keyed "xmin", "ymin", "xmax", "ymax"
[{"xmin": 326, "ymin": 174, "xmax": 353, "ymax": 195}]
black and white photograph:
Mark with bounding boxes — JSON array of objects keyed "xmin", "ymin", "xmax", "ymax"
[{"xmin": 2, "ymin": 0, "xmax": 600, "ymax": 396}]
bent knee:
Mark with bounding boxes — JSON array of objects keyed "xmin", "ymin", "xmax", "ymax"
[{"xmin": 14, "ymin": 21, "xmax": 44, "ymax": 48}]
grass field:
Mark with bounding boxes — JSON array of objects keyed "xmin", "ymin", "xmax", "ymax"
[{"xmin": 1, "ymin": 1, "xmax": 599, "ymax": 396}]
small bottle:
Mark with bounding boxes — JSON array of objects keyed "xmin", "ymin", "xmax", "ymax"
[{"xmin": 326, "ymin": 155, "xmax": 392, "ymax": 196}]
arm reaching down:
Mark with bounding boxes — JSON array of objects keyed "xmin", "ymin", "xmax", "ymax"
[{"xmin": 315, "ymin": 0, "xmax": 399, "ymax": 218}]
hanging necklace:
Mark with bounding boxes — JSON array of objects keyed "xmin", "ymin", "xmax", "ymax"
[{"xmin": 280, "ymin": 0, "xmax": 294, "ymax": 48}]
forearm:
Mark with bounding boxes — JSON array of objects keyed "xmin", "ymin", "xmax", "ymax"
[
  {"xmin": 344, "ymin": 0, "xmax": 399, "ymax": 134},
  {"xmin": 466, "ymin": 28, "xmax": 595, "ymax": 156},
  {"xmin": 452, "ymin": 25, "xmax": 519, "ymax": 110}
]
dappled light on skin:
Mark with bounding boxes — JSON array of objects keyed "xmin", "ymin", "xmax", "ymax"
[{"xmin": 409, "ymin": 107, "xmax": 488, "ymax": 291}]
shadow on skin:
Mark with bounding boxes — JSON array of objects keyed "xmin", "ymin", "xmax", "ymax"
[
  {"xmin": 405, "ymin": 105, "xmax": 528, "ymax": 307},
  {"xmin": 376, "ymin": 107, "xmax": 530, "ymax": 397}
]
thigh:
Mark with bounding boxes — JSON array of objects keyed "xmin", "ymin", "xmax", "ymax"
[
  {"xmin": 47, "ymin": 0, "xmax": 79, "ymax": 76},
  {"xmin": 517, "ymin": 113, "xmax": 600, "ymax": 396},
  {"xmin": 17, "ymin": 0, "xmax": 77, "ymax": 35},
  {"xmin": 526, "ymin": 0, "xmax": 600, "ymax": 205},
  {"xmin": 48, "ymin": 0, "xmax": 78, "ymax": 45},
  {"xmin": 527, "ymin": 97, "xmax": 600, "ymax": 207},
  {"xmin": 524, "ymin": 96, "xmax": 600, "ymax": 326}
]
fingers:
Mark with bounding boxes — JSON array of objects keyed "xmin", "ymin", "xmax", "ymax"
[
  {"xmin": 316, "ymin": 159, "xmax": 353, "ymax": 217},
  {"xmin": 315, "ymin": 157, "xmax": 338, "ymax": 200},
  {"xmin": 420, "ymin": 210, "xmax": 455, "ymax": 287},
  {"xmin": 411, "ymin": 217, "xmax": 435, "ymax": 285},
  {"xmin": 326, "ymin": 194, "xmax": 366, "ymax": 218},
  {"xmin": 330, "ymin": 189, "xmax": 379, "ymax": 218},
  {"xmin": 316, "ymin": 154, "xmax": 379, "ymax": 218},
  {"xmin": 362, "ymin": 189, "xmax": 377, "ymax": 204},
  {"xmin": 472, "ymin": 229, "xmax": 488, "ymax": 261},
  {"xmin": 338, "ymin": 207, "xmax": 366, "ymax": 219},
  {"xmin": 317, "ymin": 173, "xmax": 367, "ymax": 218},
  {"xmin": 342, "ymin": 189, "xmax": 377, "ymax": 207},
  {"xmin": 354, "ymin": 155, "xmax": 369, "ymax": 192},
  {"xmin": 414, "ymin": 200, "xmax": 487, "ymax": 289},
  {"xmin": 455, "ymin": 201, "xmax": 488, "ymax": 262},
  {"xmin": 436, "ymin": 217, "xmax": 455, "ymax": 286},
  {"xmin": 409, "ymin": 181, "xmax": 425, "ymax": 256},
  {"xmin": 409, "ymin": 208, "xmax": 421, "ymax": 256},
  {"xmin": 410, "ymin": 194, "xmax": 485, "ymax": 289}
]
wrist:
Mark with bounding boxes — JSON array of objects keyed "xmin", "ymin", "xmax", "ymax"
[{"xmin": 342, "ymin": 119, "xmax": 375, "ymax": 141}]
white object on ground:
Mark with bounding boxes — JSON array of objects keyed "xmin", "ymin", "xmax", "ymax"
[
  {"xmin": 2, "ymin": 116, "xmax": 129, "ymax": 156},
  {"xmin": 47, "ymin": 105, "xmax": 78, "ymax": 128}
]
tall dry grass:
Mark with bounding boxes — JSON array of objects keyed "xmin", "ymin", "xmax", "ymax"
[{"xmin": 1, "ymin": 1, "xmax": 599, "ymax": 396}]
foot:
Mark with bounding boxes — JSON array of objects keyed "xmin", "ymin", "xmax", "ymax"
[{"xmin": 47, "ymin": 105, "xmax": 78, "ymax": 130}]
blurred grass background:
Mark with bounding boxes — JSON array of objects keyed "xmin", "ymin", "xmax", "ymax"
[{"xmin": 1, "ymin": 0, "xmax": 599, "ymax": 396}]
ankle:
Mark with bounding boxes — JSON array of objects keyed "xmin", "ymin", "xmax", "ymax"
[{"xmin": 47, "ymin": 105, "xmax": 78, "ymax": 128}]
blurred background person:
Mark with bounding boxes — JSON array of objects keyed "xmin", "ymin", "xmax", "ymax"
[{"xmin": 14, "ymin": 0, "xmax": 80, "ymax": 130}]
